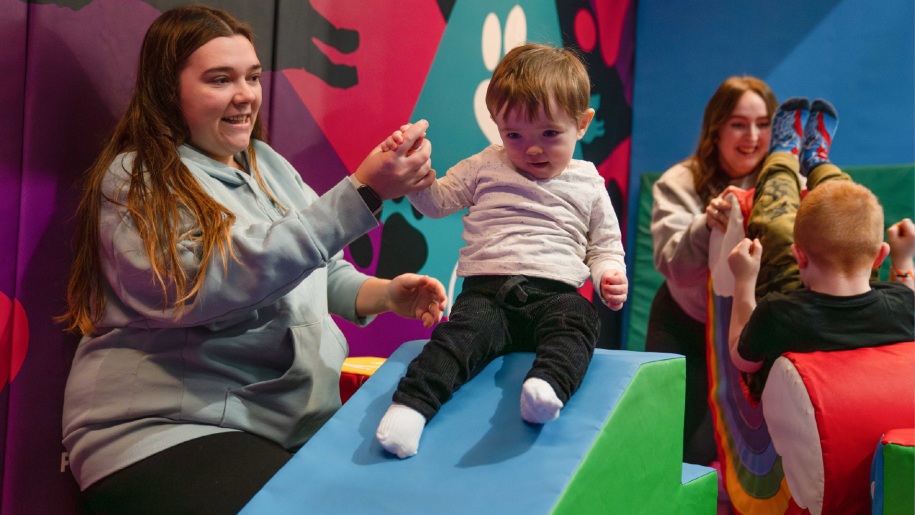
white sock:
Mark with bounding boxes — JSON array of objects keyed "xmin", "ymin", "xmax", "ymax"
[
  {"xmin": 376, "ymin": 403, "xmax": 426, "ymax": 458},
  {"xmin": 520, "ymin": 377, "xmax": 564, "ymax": 424}
]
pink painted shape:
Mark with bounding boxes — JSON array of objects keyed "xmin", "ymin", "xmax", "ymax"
[
  {"xmin": 595, "ymin": 0, "xmax": 631, "ymax": 66},
  {"xmin": 574, "ymin": 9, "xmax": 597, "ymax": 53},
  {"xmin": 283, "ymin": 1, "xmax": 445, "ymax": 172},
  {"xmin": 0, "ymin": 294, "xmax": 29, "ymax": 389}
]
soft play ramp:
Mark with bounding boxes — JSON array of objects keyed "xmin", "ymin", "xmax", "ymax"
[{"xmin": 242, "ymin": 341, "xmax": 716, "ymax": 514}]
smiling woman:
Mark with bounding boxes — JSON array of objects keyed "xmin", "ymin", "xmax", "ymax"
[
  {"xmin": 56, "ymin": 5, "xmax": 444, "ymax": 514},
  {"xmin": 646, "ymin": 75, "xmax": 780, "ymax": 467},
  {"xmin": 179, "ymin": 35, "xmax": 263, "ymax": 168}
]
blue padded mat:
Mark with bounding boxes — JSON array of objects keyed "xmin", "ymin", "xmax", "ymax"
[{"xmin": 242, "ymin": 341, "xmax": 681, "ymax": 514}]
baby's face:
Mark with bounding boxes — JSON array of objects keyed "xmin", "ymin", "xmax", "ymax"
[{"xmin": 493, "ymin": 103, "xmax": 591, "ymax": 180}]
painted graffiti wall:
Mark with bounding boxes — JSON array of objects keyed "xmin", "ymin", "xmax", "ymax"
[{"xmin": 0, "ymin": 1, "xmax": 635, "ymax": 511}]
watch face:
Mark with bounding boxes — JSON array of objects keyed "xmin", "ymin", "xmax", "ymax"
[{"xmin": 358, "ymin": 185, "xmax": 383, "ymax": 216}]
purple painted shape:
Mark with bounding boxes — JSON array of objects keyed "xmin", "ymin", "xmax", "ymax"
[
  {"xmin": 0, "ymin": 0, "xmax": 27, "ymax": 296},
  {"xmin": 714, "ymin": 298, "xmax": 770, "ymax": 443},
  {"xmin": 343, "ymin": 224, "xmax": 382, "ymax": 277},
  {"xmin": 336, "ymin": 311, "xmax": 437, "ymax": 359},
  {"xmin": 267, "ymin": 71, "xmax": 349, "ymax": 196},
  {"xmin": 1, "ymin": 0, "xmax": 47, "ymax": 510},
  {"xmin": 713, "ymin": 295, "xmax": 779, "ymax": 476},
  {"xmin": 616, "ymin": 0, "xmax": 636, "ymax": 105},
  {"xmin": 6, "ymin": 1, "xmax": 160, "ymax": 513},
  {"xmin": 18, "ymin": 0, "xmax": 158, "ymax": 283}
]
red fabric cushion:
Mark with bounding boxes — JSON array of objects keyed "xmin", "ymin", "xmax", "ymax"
[{"xmin": 783, "ymin": 341, "xmax": 915, "ymax": 515}]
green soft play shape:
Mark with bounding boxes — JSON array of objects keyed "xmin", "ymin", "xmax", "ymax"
[
  {"xmin": 627, "ymin": 165, "xmax": 914, "ymax": 351},
  {"xmin": 628, "ymin": 173, "xmax": 666, "ymax": 352},
  {"xmin": 883, "ymin": 442, "xmax": 915, "ymax": 515},
  {"xmin": 552, "ymin": 357, "xmax": 717, "ymax": 514}
]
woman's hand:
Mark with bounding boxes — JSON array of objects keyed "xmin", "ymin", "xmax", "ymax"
[
  {"xmin": 354, "ymin": 274, "xmax": 448, "ymax": 328},
  {"xmin": 706, "ymin": 186, "xmax": 744, "ymax": 232},
  {"xmin": 386, "ymin": 274, "xmax": 448, "ymax": 328},
  {"xmin": 354, "ymin": 120, "xmax": 435, "ymax": 200}
]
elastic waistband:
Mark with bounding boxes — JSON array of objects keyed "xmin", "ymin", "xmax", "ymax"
[{"xmin": 462, "ymin": 275, "xmax": 576, "ymax": 294}]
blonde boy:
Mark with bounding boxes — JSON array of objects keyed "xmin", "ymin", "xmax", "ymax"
[{"xmin": 728, "ymin": 100, "xmax": 914, "ymax": 399}]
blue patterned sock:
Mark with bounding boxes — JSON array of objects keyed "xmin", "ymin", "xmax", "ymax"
[
  {"xmin": 769, "ymin": 97, "xmax": 810, "ymax": 155},
  {"xmin": 800, "ymin": 99, "xmax": 839, "ymax": 176}
]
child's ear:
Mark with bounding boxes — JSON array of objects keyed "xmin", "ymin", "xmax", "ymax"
[
  {"xmin": 577, "ymin": 109, "xmax": 595, "ymax": 138},
  {"xmin": 872, "ymin": 242, "xmax": 891, "ymax": 269},
  {"xmin": 790, "ymin": 243, "xmax": 808, "ymax": 269}
]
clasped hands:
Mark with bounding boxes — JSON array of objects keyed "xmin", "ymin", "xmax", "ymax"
[{"xmin": 353, "ymin": 120, "xmax": 435, "ymax": 200}]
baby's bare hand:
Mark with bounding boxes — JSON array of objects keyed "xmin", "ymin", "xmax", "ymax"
[{"xmin": 600, "ymin": 270, "xmax": 628, "ymax": 311}]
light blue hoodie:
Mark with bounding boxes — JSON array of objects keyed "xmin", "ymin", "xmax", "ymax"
[{"xmin": 63, "ymin": 140, "xmax": 378, "ymax": 489}]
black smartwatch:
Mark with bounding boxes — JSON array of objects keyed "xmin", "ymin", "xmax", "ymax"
[{"xmin": 349, "ymin": 175, "xmax": 383, "ymax": 219}]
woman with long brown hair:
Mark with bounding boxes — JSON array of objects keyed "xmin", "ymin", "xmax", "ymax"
[
  {"xmin": 646, "ymin": 76, "xmax": 781, "ymax": 466},
  {"xmin": 59, "ymin": 5, "xmax": 445, "ymax": 513}
]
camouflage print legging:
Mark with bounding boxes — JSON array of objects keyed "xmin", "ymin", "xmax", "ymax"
[{"xmin": 746, "ymin": 152, "xmax": 851, "ymax": 300}]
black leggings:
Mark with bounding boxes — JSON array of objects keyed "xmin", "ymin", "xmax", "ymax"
[
  {"xmin": 394, "ymin": 275, "xmax": 599, "ymax": 421},
  {"xmin": 82, "ymin": 431, "xmax": 292, "ymax": 515},
  {"xmin": 645, "ymin": 281, "xmax": 716, "ymax": 466}
]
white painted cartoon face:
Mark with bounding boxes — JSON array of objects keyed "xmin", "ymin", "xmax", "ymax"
[{"xmin": 473, "ymin": 6, "xmax": 527, "ymax": 145}]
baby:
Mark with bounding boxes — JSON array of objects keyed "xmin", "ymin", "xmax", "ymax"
[{"xmin": 375, "ymin": 43, "xmax": 628, "ymax": 458}]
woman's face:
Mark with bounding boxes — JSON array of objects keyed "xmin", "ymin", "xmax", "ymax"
[
  {"xmin": 716, "ymin": 90, "xmax": 771, "ymax": 179},
  {"xmin": 179, "ymin": 35, "xmax": 262, "ymax": 167}
]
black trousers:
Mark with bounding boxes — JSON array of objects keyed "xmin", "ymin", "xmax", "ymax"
[
  {"xmin": 645, "ymin": 281, "xmax": 716, "ymax": 466},
  {"xmin": 393, "ymin": 275, "xmax": 600, "ymax": 421},
  {"xmin": 82, "ymin": 431, "xmax": 292, "ymax": 515}
]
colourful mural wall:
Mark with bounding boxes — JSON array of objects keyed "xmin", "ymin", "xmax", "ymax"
[
  {"xmin": 6, "ymin": 0, "xmax": 909, "ymax": 512},
  {"xmin": 0, "ymin": 1, "xmax": 635, "ymax": 512}
]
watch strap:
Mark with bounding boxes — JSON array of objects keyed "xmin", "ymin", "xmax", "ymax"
[{"xmin": 349, "ymin": 175, "xmax": 383, "ymax": 218}]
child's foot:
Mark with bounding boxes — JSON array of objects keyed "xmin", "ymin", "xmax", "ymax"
[
  {"xmin": 376, "ymin": 403, "xmax": 426, "ymax": 458},
  {"xmin": 800, "ymin": 99, "xmax": 839, "ymax": 176},
  {"xmin": 769, "ymin": 97, "xmax": 810, "ymax": 155},
  {"xmin": 520, "ymin": 377, "xmax": 563, "ymax": 424}
]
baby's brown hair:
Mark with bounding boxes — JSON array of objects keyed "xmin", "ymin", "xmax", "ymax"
[
  {"xmin": 794, "ymin": 181, "xmax": 885, "ymax": 274},
  {"xmin": 485, "ymin": 43, "xmax": 590, "ymax": 124}
]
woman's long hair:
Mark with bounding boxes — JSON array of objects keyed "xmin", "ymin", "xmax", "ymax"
[
  {"xmin": 60, "ymin": 5, "xmax": 272, "ymax": 334},
  {"xmin": 690, "ymin": 76, "xmax": 777, "ymax": 204}
]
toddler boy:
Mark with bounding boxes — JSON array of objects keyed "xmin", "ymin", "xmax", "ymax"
[{"xmin": 375, "ymin": 44, "xmax": 628, "ymax": 458}]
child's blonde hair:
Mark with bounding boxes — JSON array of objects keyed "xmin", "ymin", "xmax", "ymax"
[
  {"xmin": 485, "ymin": 43, "xmax": 590, "ymax": 123},
  {"xmin": 794, "ymin": 181, "xmax": 885, "ymax": 274}
]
